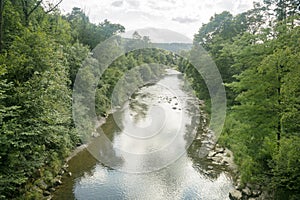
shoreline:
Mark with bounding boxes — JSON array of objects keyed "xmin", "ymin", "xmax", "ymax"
[
  {"xmin": 65, "ymin": 112, "xmax": 112, "ymax": 163},
  {"xmin": 49, "ymin": 78, "xmax": 265, "ymax": 200},
  {"xmin": 51, "ymin": 111, "xmax": 267, "ymax": 200},
  {"xmin": 195, "ymin": 100, "xmax": 268, "ymax": 200}
]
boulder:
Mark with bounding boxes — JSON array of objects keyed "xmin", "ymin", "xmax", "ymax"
[
  {"xmin": 256, "ymin": 191, "xmax": 271, "ymax": 200},
  {"xmin": 246, "ymin": 183, "xmax": 254, "ymax": 189},
  {"xmin": 208, "ymin": 151, "xmax": 217, "ymax": 157},
  {"xmin": 229, "ymin": 189, "xmax": 243, "ymax": 200},
  {"xmin": 215, "ymin": 147, "xmax": 225, "ymax": 153},
  {"xmin": 206, "ymin": 144, "xmax": 215, "ymax": 149},
  {"xmin": 63, "ymin": 164, "xmax": 69, "ymax": 170},
  {"xmin": 211, "ymin": 156, "xmax": 222, "ymax": 163},
  {"xmin": 43, "ymin": 190, "xmax": 51, "ymax": 196},
  {"xmin": 242, "ymin": 187, "xmax": 252, "ymax": 196},
  {"xmin": 202, "ymin": 140, "xmax": 209, "ymax": 144},
  {"xmin": 54, "ymin": 179, "xmax": 62, "ymax": 186},
  {"xmin": 252, "ymin": 190, "xmax": 262, "ymax": 197},
  {"xmin": 58, "ymin": 169, "xmax": 65, "ymax": 176},
  {"xmin": 212, "ymin": 161, "xmax": 220, "ymax": 165}
]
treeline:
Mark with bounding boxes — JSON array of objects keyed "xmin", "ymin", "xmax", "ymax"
[
  {"xmin": 0, "ymin": 1, "xmax": 124, "ymax": 198},
  {"xmin": 181, "ymin": 1, "xmax": 300, "ymax": 199},
  {"xmin": 74, "ymin": 37, "xmax": 179, "ymax": 142},
  {"xmin": 0, "ymin": 1, "xmax": 176, "ymax": 199}
]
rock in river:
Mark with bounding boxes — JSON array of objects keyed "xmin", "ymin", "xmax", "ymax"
[
  {"xmin": 242, "ymin": 187, "xmax": 251, "ymax": 196},
  {"xmin": 229, "ymin": 189, "xmax": 242, "ymax": 200}
]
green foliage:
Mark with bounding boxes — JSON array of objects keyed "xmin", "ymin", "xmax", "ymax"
[
  {"xmin": 66, "ymin": 7, "xmax": 125, "ymax": 49},
  {"xmin": 192, "ymin": 2, "xmax": 300, "ymax": 197},
  {"xmin": 64, "ymin": 42, "xmax": 90, "ymax": 88},
  {"xmin": 192, "ymin": 10, "xmax": 263, "ymax": 107},
  {"xmin": 0, "ymin": 0, "xmax": 299, "ymax": 199},
  {"xmin": 272, "ymin": 136, "xmax": 300, "ymax": 199},
  {"xmin": 0, "ymin": 3, "xmax": 97, "ymax": 198},
  {"xmin": 94, "ymin": 46, "xmax": 175, "ymax": 116},
  {"xmin": 0, "ymin": 28, "xmax": 74, "ymax": 198}
]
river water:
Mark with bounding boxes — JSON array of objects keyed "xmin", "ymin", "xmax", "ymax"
[{"xmin": 53, "ymin": 69, "xmax": 233, "ymax": 200}]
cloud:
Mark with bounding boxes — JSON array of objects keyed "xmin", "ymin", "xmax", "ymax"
[
  {"xmin": 147, "ymin": 0, "xmax": 176, "ymax": 11},
  {"xmin": 126, "ymin": 0, "xmax": 140, "ymax": 8},
  {"xmin": 172, "ymin": 17, "xmax": 198, "ymax": 24},
  {"xmin": 218, "ymin": 0, "xmax": 235, "ymax": 10},
  {"xmin": 60, "ymin": 0, "xmax": 256, "ymax": 39},
  {"xmin": 204, "ymin": 3, "xmax": 214, "ymax": 9},
  {"xmin": 111, "ymin": 1, "xmax": 123, "ymax": 7},
  {"xmin": 148, "ymin": 5, "xmax": 172, "ymax": 11},
  {"xmin": 237, "ymin": 3, "xmax": 250, "ymax": 11}
]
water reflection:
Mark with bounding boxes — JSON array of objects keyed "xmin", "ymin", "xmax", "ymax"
[{"xmin": 53, "ymin": 69, "xmax": 233, "ymax": 200}]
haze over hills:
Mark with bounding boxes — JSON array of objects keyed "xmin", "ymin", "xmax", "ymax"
[
  {"xmin": 121, "ymin": 28, "xmax": 193, "ymax": 44},
  {"xmin": 121, "ymin": 28, "xmax": 193, "ymax": 53},
  {"xmin": 152, "ymin": 43, "xmax": 193, "ymax": 53}
]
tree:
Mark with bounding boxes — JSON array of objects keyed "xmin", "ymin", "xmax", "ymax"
[
  {"xmin": 66, "ymin": 8, "xmax": 125, "ymax": 49},
  {"xmin": 263, "ymin": 0, "xmax": 300, "ymax": 24},
  {"xmin": 219, "ymin": 16, "xmax": 300, "ymax": 198},
  {"xmin": 0, "ymin": 24, "xmax": 76, "ymax": 198},
  {"xmin": 20, "ymin": 0, "xmax": 63, "ymax": 26}
]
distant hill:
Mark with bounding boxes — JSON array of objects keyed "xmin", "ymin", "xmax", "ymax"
[
  {"xmin": 120, "ymin": 28, "xmax": 193, "ymax": 53},
  {"xmin": 121, "ymin": 28, "xmax": 192, "ymax": 44},
  {"xmin": 152, "ymin": 43, "xmax": 193, "ymax": 53}
]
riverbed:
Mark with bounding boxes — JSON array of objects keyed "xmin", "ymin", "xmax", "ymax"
[{"xmin": 53, "ymin": 69, "xmax": 233, "ymax": 200}]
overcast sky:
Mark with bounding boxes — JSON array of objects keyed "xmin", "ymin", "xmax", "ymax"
[{"xmin": 59, "ymin": 0, "xmax": 257, "ymax": 40}]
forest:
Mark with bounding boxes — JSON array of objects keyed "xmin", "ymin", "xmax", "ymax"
[{"xmin": 0, "ymin": 0, "xmax": 299, "ymax": 199}]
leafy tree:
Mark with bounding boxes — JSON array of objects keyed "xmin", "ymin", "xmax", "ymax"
[
  {"xmin": 0, "ymin": 18, "xmax": 79, "ymax": 198},
  {"xmin": 66, "ymin": 8, "xmax": 124, "ymax": 49},
  {"xmin": 263, "ymin": 0, "xmax": 300, "ymax": 21}
]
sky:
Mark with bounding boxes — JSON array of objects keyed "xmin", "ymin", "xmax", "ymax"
[{"xmin": 59, "ymin": 0, "xmax": 257, "ymax": 40}]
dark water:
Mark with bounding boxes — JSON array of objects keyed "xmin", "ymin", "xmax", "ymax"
[{"xmin": 53, "ymin": 69, "xmax": 233, "ymax": 200}]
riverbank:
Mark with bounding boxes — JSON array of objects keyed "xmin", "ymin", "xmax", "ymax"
[
  {"xmin": 194, "ymin": 99, "xmax": 271, "ymax": 200},
  {"xmin": 65, "ymin": 113, "xmax": 112, "ymax": 163},
  {"xmin": 47, "ymin": 112, "xmax": 112, "ymax": 198},
  {"xmin": 200, "ymin": 135, "xmax": 269, "ymax": 200},
  {"xmin": 46, "ymin": 77, "xmax": 166, "ymax": 199},
  {"xmin": 206, "ymin": 143, "xmax": 267, "ymax": 200}
]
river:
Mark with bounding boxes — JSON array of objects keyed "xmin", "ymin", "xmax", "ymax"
[{"xmin": 53, "ymin": 69, "xmax": 233, "ymax": 200}]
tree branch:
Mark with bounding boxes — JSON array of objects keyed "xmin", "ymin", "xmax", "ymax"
[
  {"xmin": 27, "ymin": 0, "xmax": 43, "ymax": 17},
  {"xmin": 45, "ymin": 0, "xmax": 63, "ymax": 14}
]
